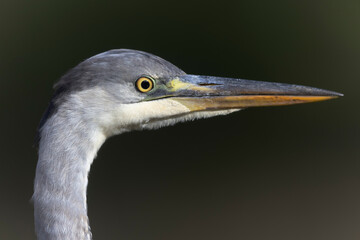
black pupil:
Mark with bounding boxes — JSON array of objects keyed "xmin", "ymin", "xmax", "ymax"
[{"xmin": 141, "ymin": 80, "xmax": 151, "ymax": 90}]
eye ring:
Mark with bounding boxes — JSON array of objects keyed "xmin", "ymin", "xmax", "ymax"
[{"xmin": 136, "ymin": 77, "xmax": 154, "ymax": 93}]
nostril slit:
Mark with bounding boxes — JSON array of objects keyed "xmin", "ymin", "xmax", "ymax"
[{"xmin": 198, "ymin": 83, "xmax": 221, "ymax": 86}]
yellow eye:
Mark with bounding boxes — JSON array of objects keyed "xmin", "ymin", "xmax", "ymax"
[{"xmin": 136, "ymin": 77, "xmax": 154, "ymax": 93}]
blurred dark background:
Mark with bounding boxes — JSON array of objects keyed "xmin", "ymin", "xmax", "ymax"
[{"xmin": 1, "ymin": 0, "xmax": 359, "ymax": 239}]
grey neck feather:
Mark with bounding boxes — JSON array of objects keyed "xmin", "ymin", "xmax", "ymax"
[{"xmin": 34, "ymin": 101, "xmax": 106, "ymax": 240}]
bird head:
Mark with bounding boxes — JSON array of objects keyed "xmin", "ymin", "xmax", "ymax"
[{"xmin": 42, "ymin": 49, "xmax": 341, "ymax": 137}]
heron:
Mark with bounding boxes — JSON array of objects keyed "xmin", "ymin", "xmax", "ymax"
[{"xmin": 33, "ymin": 49, "xmax": 341, "ymax": 239}]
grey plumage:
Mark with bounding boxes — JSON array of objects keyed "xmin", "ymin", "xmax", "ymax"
[{"xmin": 34, "ymin": 49, "xmax": 214, "ymax": 240}]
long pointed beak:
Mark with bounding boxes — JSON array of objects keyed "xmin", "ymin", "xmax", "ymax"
[{"xmin": 153, "ymin": 75, "xmax": 342, "ymax": 111}]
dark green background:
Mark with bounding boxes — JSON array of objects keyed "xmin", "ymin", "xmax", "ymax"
[{"xmin": 1, "ymin": 0, "xmax": 359, "ymax": 239}]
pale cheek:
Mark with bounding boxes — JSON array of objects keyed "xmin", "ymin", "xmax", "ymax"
[
  {"xmin": 99, "ymin": 99, "xmax": 191, "ymax": 136},
  {"xmin": 117, "ymin": 99, "xmax": 191, "ymax": 123}
]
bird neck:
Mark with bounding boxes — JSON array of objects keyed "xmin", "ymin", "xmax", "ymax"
[{"xmin": 33, "ymin": 109, "xmax": 106, "ymax": 240}]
